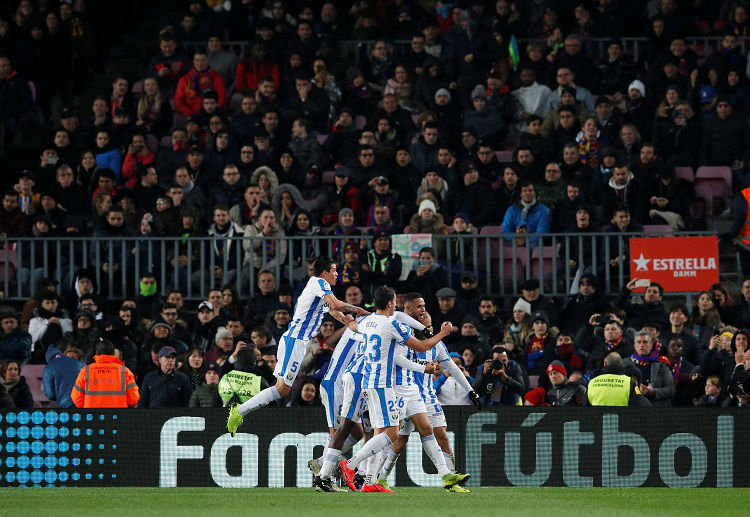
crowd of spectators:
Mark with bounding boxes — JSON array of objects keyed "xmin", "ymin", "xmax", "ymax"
[{"xmin": 1, "ymin": 0, "xmax": 750, "ymax": 409}]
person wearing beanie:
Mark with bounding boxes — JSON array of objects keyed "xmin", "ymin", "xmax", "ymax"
[
  {"xmin": 409, "ymin": 195, "xmax": 449, "ymax": 235},
  {"xmin": 28, "ymin": 292, "xmax": 73, "ymax": 363},
  {"xmin": 448, "ymin": 211, "xmax": 476, "ymax": 271},
  {"xmin": 560, "ymin": 273, "xmax": 611, "ymax": 333},
  {"xmin": 464, "ymin": 83, "xmax": 505, "ymax": 146},
  {"xmin": 503, "ymin": 298, "xmax": 532, "ymax": 358},
  {"xmin": 189, "ymin": 361, "xmax": 223, "ymax": 408},
  {"xmin": 444, "ymin": 160, "xmax": 496, "ymax": 227},
  {"xmin": 545, "ymin": 360, "xmax": 586, "ymax": 406},
  {"xmin": 523, "ymin": 311, "xmax": 558, "ymax": 375},
  {"xmin": 523, "ymin": 387, "xmax": 549, "ymax": 406},
  {"xmin": 596, "ymin": 38, "xmax": 636, "ymax": 96}
]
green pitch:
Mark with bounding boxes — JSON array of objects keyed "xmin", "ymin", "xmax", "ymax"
[{"xmin": 1, "ymin": 487, "xmax": 747, "ymax": 517}]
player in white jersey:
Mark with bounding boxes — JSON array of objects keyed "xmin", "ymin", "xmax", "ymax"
[
  {"xmin": 227, "ymin": 257, "xmax": 368, "ymax": 435},
  {"xmin": 313, "ymin": 285, "xmax": 468, "ymax": 492},
  {"xmin": 378, "ymin": 306, "xmax": 480, "ymax": 491},
  {"xmin": 308, "ymin": 320, "xmax": 367, "ymax": 478}
]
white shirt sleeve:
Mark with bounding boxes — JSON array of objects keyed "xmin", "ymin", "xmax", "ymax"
[
  {"xmin": 393, "ymin": 311, "xmax": 425, "ymax": 331},
  {"xmin": 394, "ymin": 352, "xmax": 426, "ymax": 373}
]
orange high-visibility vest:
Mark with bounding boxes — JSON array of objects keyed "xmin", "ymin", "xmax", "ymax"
[
  {"xmin": 738, "ymin": 188, "xmax": 750, "ymax": 246},
  {"xmin": 71, "ymin": 355, "xmax": 139, "ymax": 408}
]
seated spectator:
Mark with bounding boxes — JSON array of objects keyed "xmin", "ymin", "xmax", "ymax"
[
  {"xmin": 503, "ymin": 298, "xmax": 531, "ymax": 359},
  {"xmin": 93, "ymin": 130, "xmax": 121, "ymax": 180},
  {"xmin": 408, "ymin": 198, "xmax": 449, "ymax": 236},
  {"xmin": 615, "ymin": 278, "xmax": 669, "ymax": 331},
  {"xmin": 535, "ymin": 162, "xmax": 566, "ymax": 212},
  {"xmin": 135, "ymin": 77, "xmax": 172, "ymax": 138},
  {"xmin": 624, "ymin": 330, "xmax": 676, "ymax": 406},
  {"xmin": 553, "ymin": 34, "xmax": 596, "ymax": 90},
  {"xmin": 445, "ymin": 162, "xmax": 496, "ymax": 227},
  {"xmin": 137, "ymin": 345, "xmax": 193, "ymax": 407},
  {"xmin": 545, "ymin": 360, "xmax": 586, "ymax": 406},
  {"xmin": 0, "ymin": 359, "xmax": 33, "ymax": 408},
  {"xmin": 189, "ymin": 361, "xmax": 222, "ymax": 407},
  {"xmin": 402, "ymin": 246, "xmax": 447, "ymax": 310},
  {"xmin": 464, "ymin": 85, "xmax": 505, "ymax": 147},
  {"xmin": 576, "ymin": 116, "xmax": 603, "ymax": 168},
  {"xmin": 174, "ymin": 51, "xmax": 227, "ymax": 118},
  {"xmin": 147, "ymin": 33, "xmax": 189, "ymax": 92},
  {"xmin": 689, "ymin": 291, "xmax": 722, "ymax": 349},
  {"xmin": 447, "ymin": 213, "xmax": 475, "ymax": 271},
  {"xmin": 434, "ymin": 352, "xmax": 474, "ymax": 405},
  {"xmin": 700, "ymin": 97, "xmax": 749, "ymax": 170},
  {"xmin": 205, "ymin": 327, "xmax": 236, "ymax": 365},
  {"xmin": 646, "ymin": 166, "xmax": 693, "ymax": 229},
  {"xmin": 548, "ymin": 66, "xmax": 595, "ymax": 113},
  {"xmin": 266, "ymin": 304, "xmax": 291, "ymax": 345},
  {"xmin": 560, "ymin": 273, "xmax": 610, "ymax": 333},
  {"xmin": 472, "ymin": 346, "xmax": 525, "ymax": 406},
  {"xmin": 597, "ymin": 38, "xmax": 636, "ymax": 96},
  {"xmin": 501, "ymin": 180, "xmax": 550, "ymax": 248},
  {"xmin": 180, "ymin": 347, "xmax": 206, "ymax": 390},
  {"xmin": 517, "ymin": 115, "xmax": 550, "ymax": 168},
  {"xmin": 43, "ymin": 344, "xmax": 84, "ymax": 408},
  {"xmin": 618, "ymin": 80, "xmax": 652, "ymax": 141},
  {"xmin": 542, "ymin": 87, "xmax": 588, "ymax": 139},
  {"xmin": 512, "ymin": 67, "xmax": 552, "ymax": 130},
  {"xmin": 523, "ymin": 311, "xmax": 557, "ymax": 375},
  {"xmin": 28, "ymin": 292, "xmax": 73, "ymax": 363},
  {"xmin": 242, "ymin": 206, "xmax": 287, "ymax": 272},
  {"xmin": 600, "ymin": 204, "xmax": 644, "ymax": 278},
  {"xmin": 286, "ymin": 379, "xmax": 322, "ymax": 407},
  {"xmin": 281, "ymin": 70, "xmax": 330, "ymax": 134}
]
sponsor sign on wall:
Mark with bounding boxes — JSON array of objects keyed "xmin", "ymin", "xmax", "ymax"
[{"xmin": 629, "ymin": 236, "xmax": 719, "ymax": 292}]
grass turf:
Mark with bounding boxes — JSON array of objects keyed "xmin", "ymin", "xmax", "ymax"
[{"xmin": 0, "ymin": 487, "xmax": 747, "ymax": 517}]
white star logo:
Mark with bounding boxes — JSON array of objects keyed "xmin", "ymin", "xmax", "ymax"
[{"xmin": 633, "ymin": 253, "xmax": 650, "ymax": 271}]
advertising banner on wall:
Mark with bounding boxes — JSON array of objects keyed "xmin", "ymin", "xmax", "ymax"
[
  {"xmin": 391, "ymin": 233, "xmax": 433, "ymax": 281},
  {"xmin": 629, "ymin": 236, "xmax": 719, "ymax": 292},
  {"xmin": 1, "ymin": 408, "xmax": 747, "ymax": 488}
]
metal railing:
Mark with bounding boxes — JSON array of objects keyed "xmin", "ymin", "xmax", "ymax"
[
  {"xmin": 0, "ymin": 230, "xmax": 725, "ymax": 302},
  {"xmin": 183, "ymin": 36, "xmax": 750, "ymax": 68}
]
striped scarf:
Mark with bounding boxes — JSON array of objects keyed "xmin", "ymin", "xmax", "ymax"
[
  {"xmin": 668, "ymin": 357, "xmax": 682, "ymax": 382},
  {"xmin": 605, "ymin": 335, "xmax": 623, "ymax": 351}
]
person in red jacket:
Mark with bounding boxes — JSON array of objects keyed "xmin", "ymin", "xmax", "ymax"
[
  {"xmin": 174, "ymin": 51, "xmax": 226, "ymax": 118},
  {"xmin": 121, "ymin": 133, "xmax": 155, "ymax": 188},
  {"xmin": 235, "ymin": 42, "xmax": 279, "ymax": 95},
  {"xmin": 71, "ymin": 339, "xmax": 139, "ymax": 408}
]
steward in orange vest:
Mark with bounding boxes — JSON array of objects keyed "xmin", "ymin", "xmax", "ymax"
[{"xmin": 71, "ymin": 339, "xmax": 139, "ymax": 408}]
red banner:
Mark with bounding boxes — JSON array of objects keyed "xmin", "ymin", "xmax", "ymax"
[{"xmin": 629, "ymin": 236, "xmax": 719, "ymax": 292}]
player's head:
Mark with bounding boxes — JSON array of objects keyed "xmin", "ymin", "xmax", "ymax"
[
  {"xmin": 373, "ymin": 285, "xmax": 396, "ymax": 313},
  {"xmin": 313, "ymin": 256, "xmax": 336, "ymax": 280},
  {"xmin": 403, "ymin": 292, "xmax": 426, "ymax": 320}
]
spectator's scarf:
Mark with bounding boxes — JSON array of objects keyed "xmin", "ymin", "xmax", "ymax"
[
  {"xmin": 340, "ymin": 263, "xmax": 360, "ymax": 287},
  {"xmin": 649, "ymin": 339, "xmax": 663, "ymax": 358},
  {"xmin": 605, "ymin": 335, "xmax": 623, "ymax": 351},
  {"xmin": 529, "ymin": 333, "xmax": 547, "ymax": 353},
  {"xmin": 557, "ymin": 341, "xmax": 584, "ymax": 370},
  {"xmin": 576, "ymin": 133, "xmax": 602, "ymax": 167},
  {"xmin": 630, "ymin": 353, "xmax": 670, "ymax": 367},
  {"xmin": 668, "ymin": 356, "xmax": 683, "ymax": 382},
  {"xmin": 520, "ymin": 196, "xmax": 537, "ymax": 219}
]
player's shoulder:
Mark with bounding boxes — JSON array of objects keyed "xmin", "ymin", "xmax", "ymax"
[{"xmin": 310, "ymin": 275, "xmax": 332, "ymax": 292}]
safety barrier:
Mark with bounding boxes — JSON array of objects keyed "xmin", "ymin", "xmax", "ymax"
[
  {"xmin": 0, "ymin": 230, "xmax": 722, "ymax": 301},
  {"xmin": 0, "ymin": 407, "xmax": 746, "ymax": 487}
]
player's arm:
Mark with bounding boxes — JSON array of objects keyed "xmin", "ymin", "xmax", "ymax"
[
  {"xmin": 324, "ymin": 293, "xmax": 370, "ymax": 316},
  {"xmin": 394, "ymin": 353, "xmax": 436, "ymax": 374},
  {"xmin": 436, "ymin": 342, "xmax": 482, "ymax": 408},
  {"xmin": 325, "ymin": 324, "xmax": 347, "ymax": 347},
  {"xmin": 328, "ymin": 308, "xmax": 358, "ymax": 332},
  {"xmin": 393, "ymin": 310, "xmax": 425, "ymax": 331},
  {"xmin": 405, "ymin": 321, "xmax": 453, "ymax": 352}
]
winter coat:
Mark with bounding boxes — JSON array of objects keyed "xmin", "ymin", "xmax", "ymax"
[
  {"xmin": 0, "ymin": 328, "xmax": 33, "ymax": 362},
  {"xmin": 43, "ymin": 345, "xmax": 84, "ymax": 408},
  {"xmin": 2, "ymin": 376, "xmax": 34, "ymax": 408},
  {"xmin": 547, "ymin": 380, "xmax": 587, "ymax": 406},
  {"xmin": 189, "ymin": 382, "xmax": 222, "ymax": 407},
  {"xmin": 243, "ymin": 219, "xmax": 287, "ymax": 270},
  {"xmin": 137, "ymin": 368, "xmax": 193, "ymax": 407}
]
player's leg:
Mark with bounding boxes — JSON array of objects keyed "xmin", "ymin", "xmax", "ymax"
[
  {"xmin": 228, "ymin": 336, "xmax": 302, "ymax": 433},
  {"xmin": 377, "ymin": 420, "xmax": 411, "ymax": 485},
  {"xmin": 411, "ymin": 412, "xmax": 469, "ymax": 489},
  {"xmin": 433, "ymin": 425, "xmax": 455, "ymax": 471}
]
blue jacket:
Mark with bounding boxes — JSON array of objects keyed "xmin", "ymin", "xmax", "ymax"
[
  {"xmin": 501, "ymin": 201, "xmax": 550, "ymax": 247},
  {"xmin": 43, "ymin": 345, "xmax": 84, "ymax": 408},
  {"xmin": 95, "ymin": 148, "xmax": 122, "ymax": 178},
  {"xmin": 0, "ymin": 328, "xmax": 32, "ymax": 362}
]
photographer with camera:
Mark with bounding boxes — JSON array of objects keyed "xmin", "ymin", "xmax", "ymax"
[{"xmin": 472, "ymin": 346, "xmax": 526, "ymax": 406}]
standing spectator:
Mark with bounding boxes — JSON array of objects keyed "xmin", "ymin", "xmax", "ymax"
[
  {"xmin": 403, "ymin": 246, "xmax": 448, "ymax": 311},
  {"xmin": 235, "ymin": 43, "xmax": 279, "ymax": 94},
  {"xmin": 138, "ymin": 345, "xmax": 192, "ymax": 407},
  {"xmin": 280, "ymin": 69, "xmax": 330, "ymax": 134},
  {"xmin": 0, "ymin": 56, "xmax": 33, "ymax": 141},
  {"xmin": 548, "ymin": 67, "xmax": 595, "ymax": 112},
  {"xmin": 174, "ymin": 51, "xmax": 227, "ymax": 118},
  {"xmin": 700, "ymin": 97, "xmax": 749, "ymax": 171},
  {"xmin": 28, "ymin": 292, "xmax": 73, "ymax": 363},
  {"xmin": 71, "ymin": 339, "xmax": 139, "ymax": 408},
  {"xmin": 624, "ymin": 330, "xmax": 676, "ymax": 406},
  {"xmin": 581, "ymin": 318, "xmax": 634, "ymax": 373},
  {"xmin": 43, "ymin": 345, "xmax": 84, "ymax": 408},
  {"xmin": 512, "ymin": 67, "xmax": 552, "ymax": 128},
  {"xmin": 147, "ymin": 33, "xmax": 189, "ymax": 93},
  {"xmin": 0, "ymin": 359, "xmax": 34, "ymax": 408}
]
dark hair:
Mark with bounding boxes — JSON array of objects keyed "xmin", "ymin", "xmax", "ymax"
[
  {"xmin": 251, "ymin": 326, "xmax": 272, "ymax": 343},
  {"xmin": 479, "ymin": 295, "xmax": 495, "ymax": 306},
  {"xmin": 313, "ymin": 256, "xmax": 336, "ymax": 277},
  {"xmin": 404, "ymin": 292, "xmax": 424, "ymax": 305},
  {"xmin": 95, "ymin": 338, "xmax": 115, "ymax": 356},
  {"xmin": 612, "ymin": 202, "xmax": 630, "ymax": 215},
  {"xmin": 669, "ymin": 303, "xmax": 689, "ymax": 317},
  {"xmin": 649, "ymin": 282, "xmax": 664, "ymax": 297},
  {"xmin": 419, "ymin": 246, "xmax": 434, "ymax": 257},
  {"xmin": 373, "ymin": 285, "xmax": 396, "ymax": 310}
]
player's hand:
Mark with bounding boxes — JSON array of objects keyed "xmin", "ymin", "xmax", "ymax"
[
  {"xmin": 354, "ymin": 306, "xmax": 370, "ymax": 316},
  {"xmin": 469, "ymin": 390, "xmax": 481, "ymax": 409},
  {"xmin": 439, "ymin": 321, "xmax": 453, "ymax": 336},
  {"xmin": 421, "ymin": 326, "xmax": 433, "ymax": 338}
]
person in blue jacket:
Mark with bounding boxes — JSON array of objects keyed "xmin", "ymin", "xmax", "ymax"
[
  {"xmin": 0, "ymin": 307, "xmax": 32, "ymax": 363},
  {"xmin": 43, "ymin": 344, "xmax": 85, "ymax": 408},
  {"xmin": 501, "ymin": 180, "xmax": 550, "ymax": 248}
]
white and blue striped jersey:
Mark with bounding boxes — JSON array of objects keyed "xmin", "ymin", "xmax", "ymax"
[
  {"xmin": 412, "ymin": 341, "xmax": 452, "ymax": 407},
  {"xmin": 394, "ymin": 341, "xmax": 420, "ymax": 388},
  {"xmin": 285, "ymin": 276, "xmax": 332, "ymax": 341},
  {"xmin": 323, "ymin": 318, "xmax": 365, "ymax": 383},
  {"xmin": 345, "ymin": 330, "xmax": 368, "ymax": 376},
  {"xmin": 359, "ymin": 314, "xmax": 413, "ymax": 389}
]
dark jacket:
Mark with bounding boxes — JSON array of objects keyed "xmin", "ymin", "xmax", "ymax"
[
  {"xmin": 547, "ymin": 379, "xmax": 587, "ymax": 406},
  {"xmin": 614, "ymin": 288, "xmax": 670, "ymax": 331},
  {"xmin": 43, "ymin": 345, "xmax": 84, "ymax": 409},
  {"xmin": 188, "ymin": 382, "xmax": 222, "ymax": 407},
  {"xmin": 472, "ymin": 359, "xmax": 526, "ymax": 406},
  {"xmin": 0, "ymin": 328, "xmax": 33, "ymax": 362},
  {"xmin": 5, "ymin": 376, "xmax": 34, "ymax": 408},
  {"xmin": 623, "ymin": 357, "xmax": 676, "ymax": 406},
  {"xmin": 137, "ymin": 368, "xmax": 193, "ymax": 407}
]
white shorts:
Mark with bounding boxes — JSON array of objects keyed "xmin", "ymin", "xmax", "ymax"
[
  {"xmin": 399, "ymin": 401, "xmax": 446, "ymax": 436},
  {"xmin": 340, "ymin": 372, "xmax": 366, "ymax": 424},
  {"xmin": 395, "ymin": 385, "xmax": 426, "ymax": 420},
  {"xmin": 274, "ymin": 335, "xmax": 306, "ymax": 386},
  {"xmin": 320, "ymin": 378, "xmax": 342, "ymax": 429},
  {"xmin": 364, "ymin": 387, "xmax": 400, "ymax": 429}
]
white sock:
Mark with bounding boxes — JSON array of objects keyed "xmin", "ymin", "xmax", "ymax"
[
  {"xmin": 341, "ymin": 434, "xmax": 359, "ymax": 455},
  {"xmin": 237, "ymin": 386, "xmax": 280, "ymax": 415},
  {"xmin": 364, "ymin": 454, "xmax": 379, "ymax": 486},
  {"xmin": 374, "ymin": 450, "xmax": 388, "ymax": 481},
  {"xmin": 381, "ymin": 448, "xmax": 399, "ymax": 479},
  {"xmin": 422, "ymin": 435, "xmax": 449, "ymax": 476},
  {"xmin": 316, "ymin": 438, "xmax": 331, "ymax": 467},
  {"xmin": 443, "ymin": 451, "xmax": 455, "ymax": 472},
  {"xmin": 346, "ymin": 433, "xmax": 392, "ymax": 471},
  {"xmin": 319, "ymin": 447, "xmax": 341, "ymax": 480}
]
